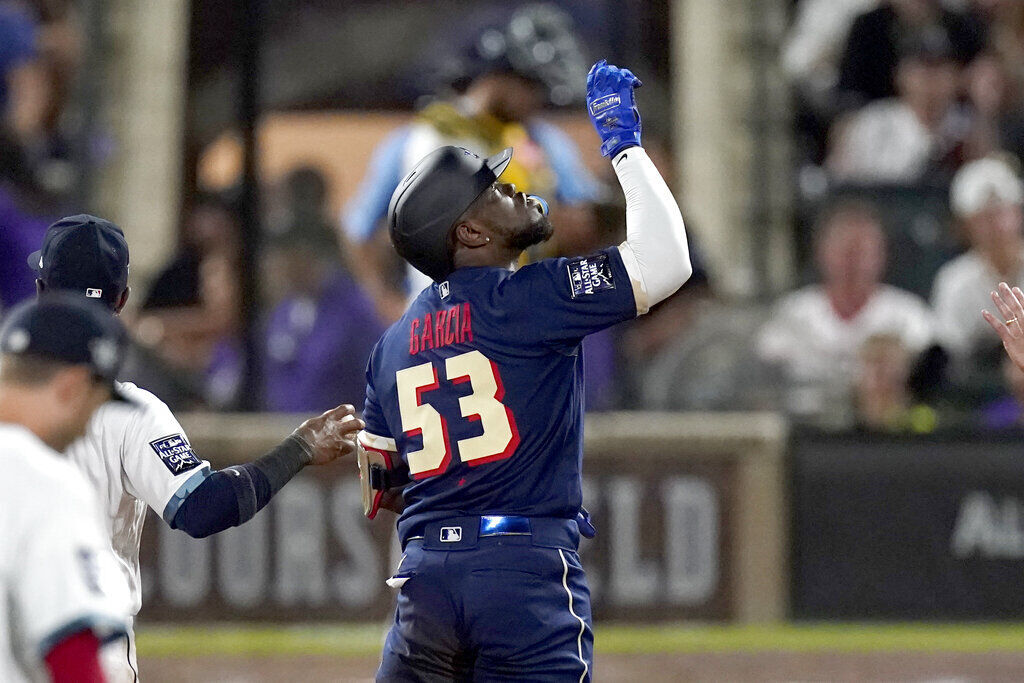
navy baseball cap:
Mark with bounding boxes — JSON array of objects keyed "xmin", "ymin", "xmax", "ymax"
[
  {"xmin": 27, "ymin": 215, "xmax": 130, "ymax": 308},
  {"xmin": 0, "ymin": 293, "xmax": 132, "ymax": 402}
]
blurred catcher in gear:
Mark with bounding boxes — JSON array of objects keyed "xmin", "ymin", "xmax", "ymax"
[{"xmin": 342, "ymin": 3, "xmax": 602, "ymax": 317}]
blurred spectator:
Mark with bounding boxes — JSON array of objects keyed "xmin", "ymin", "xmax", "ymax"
[
  {"xmin": 962, "ymin": 49, "xmax": 1024, "ymax": 164},
  {"xmin": 0, "ymin": 128, "xmax": 50, "ymax": 311},
  {"xmin": 261, "ymin": 180, "xmax": 383, "ymax": 412},
  {"xmin": 854, "ymin": 332, "xmax": 936, "ymax": 431},
  {"xmin": 0, "ymin": 183, "xmax": 47, "ymax": 312},
  {"xmin": 932, "ymin": 156, "xmax": 1024, "ymax": 393},
  {"xmin": 757, "ymin": 199, "xmax": 933, "ymax": 427},
  {"xmin": 827, "ymin": 30, "xmax": 967, "ymax": 183},
  {"xmin": 0, "ymin": 1, "xmax": 45, "ymax": 145},
  {"xmin": 836, "ymin": 0, "xmax": 984, "ymax": 107},
  {"xmin": 342, "ymin": 4, "xmax": 601, "ymax": 320},
  {"xmin": 980, "ymin": 356, "xmax": 1024, "ymax": 428},
  {"xmin": 783, "ymin": 0, "xmax": 877, "ymax": 102},
  {"xmin": 132, "ymin": 193, "xmax": 242, "ymax": 407},
  {"xmin": 784, "ymin": 0, "xmax": 879, "ymax": 166},
  {"xmin": 617, "ymin": 266, "xmax": 769, "ymax": 412},
  {"xmin": 1, "ymin": 1, "xmax": 82, "ymax": 193}
]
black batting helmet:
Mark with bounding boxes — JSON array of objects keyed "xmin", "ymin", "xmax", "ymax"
[{"xmin": 387, "ymin": 146, "xmax": 512, "ymax": 282}]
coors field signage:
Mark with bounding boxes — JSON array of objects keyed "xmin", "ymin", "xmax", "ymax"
[
  {"xmin": 137, "ymin": 412, "xmax": 788, "ymax": 623},
  {"xmin": 791, "ymin": 429, "xmax": 1024, "ymax": 619},
  {"xmin": 139, "ymin": 465, "xmax": 730, "ymax": 622}
]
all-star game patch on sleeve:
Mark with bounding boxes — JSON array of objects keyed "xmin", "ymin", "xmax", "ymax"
[
  {"xmin": 499, "ymin": 246, "xmax": 638, "ymax": 346},
  {"xmin": 566, "ymin": 252, "xmax": 617, "ymax": 298},
  {"xmin": 116, "ymin": 385, "xmax": 211, "ymax": 523},
  {"xmin": 149, "ymin": 434, "xmax": 202, "ymax": 475}
]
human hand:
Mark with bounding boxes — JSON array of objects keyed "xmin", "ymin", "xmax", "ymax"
[
  {"xmin": 293, "ymin": 404, "xmax": 365, "ymax": 466},
  {"xmin": 586, "ymin": 59, "xmax": 643, "ymax": 158},
  {"xmin": 983, "ymin": 282, "xmax": 1024, "ymax": 372}
]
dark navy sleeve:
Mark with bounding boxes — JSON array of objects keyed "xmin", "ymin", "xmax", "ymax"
[
  {"xmin": 361, "ymin": 342, "xmax": 396, "ymax": 442},
  {"xmin": 497, "ymin": 246, "xmax": 638, "ymax": 345}
]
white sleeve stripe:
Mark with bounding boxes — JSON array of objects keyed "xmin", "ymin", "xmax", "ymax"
[
  {"xmin": 615, "ymin": 243, "xmax": 650, "ymax": 315},
  {"xmin": 359, "ymin": 430, "xmax": 397, "ymax": 452},
  {"xmin": 160, "ymin": 466, "xmax": 212, "ymax": 524},
  {"xmin": 35, "ymin": 614, "xmax": 128, "ymax": 657}
]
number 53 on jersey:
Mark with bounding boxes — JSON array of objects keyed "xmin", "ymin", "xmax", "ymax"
[{"xmin": 396, "ymin": 350, "xmax": 520, "ymax": 479}]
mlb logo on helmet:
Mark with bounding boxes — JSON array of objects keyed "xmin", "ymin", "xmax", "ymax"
[
  {"xmin": 440, "ymin": 526, "xmax": 462, "ymax": 542},
  {"xmin": 86, "ymin": 288, "xmax": 103, "ymax": 298}
]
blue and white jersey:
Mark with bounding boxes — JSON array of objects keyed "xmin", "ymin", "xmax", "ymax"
[
  {"xmin": 64, "ymin": 381, "xmax": 210, "ymax": 618},
  {"xmin": 361, "ymin": 247, "xmax": 639, "ymax": 544}
]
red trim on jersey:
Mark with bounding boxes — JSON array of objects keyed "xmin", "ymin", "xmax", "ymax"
[
  {"xmin": 452, "ymin": 358, "xmax": 520, "ymax": 467},
  {"xmin": 410, "ymin": 366, "xmax": 452, "ymax": 480},
  {"xmin": 45, "ymin": 630, "xmax": 106, "ymax": 683},
  {"xmin": 361, "ymin": 443, "xmax": 396, "ymax": 520}
]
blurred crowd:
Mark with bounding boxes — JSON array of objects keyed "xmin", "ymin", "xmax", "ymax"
[
  {"xmin": 0, "ymin": 0, "xmax": 81, "ymax": 308},
  {"xmin": 5, "ymin": 0, "xmax": 1024, "ymax": 431},
  {"xmin": 776, "ymin": 0, "xmax": 1024, "ymax": 430}
]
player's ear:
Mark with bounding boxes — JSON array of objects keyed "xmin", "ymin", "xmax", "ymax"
[
  {"xmin": 115, "ymin": 286, "xmax": 131, "ymax": 315},
  {"xmin": 454, "ymin": 221, "xmax": 490, "ymax": 249}
]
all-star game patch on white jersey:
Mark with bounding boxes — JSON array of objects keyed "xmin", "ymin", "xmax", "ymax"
[
  {"xmin": 0, "ymin": 423, "xmax": 129, "ymax": 683},
  {"xmin": 65, "ymin": 382, "xmax": 210, "ymax": 645}
]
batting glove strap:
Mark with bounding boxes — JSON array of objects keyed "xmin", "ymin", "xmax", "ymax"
[{"xmin": 586, "ymin": 59, "xmax": 643, "ymax": 158}]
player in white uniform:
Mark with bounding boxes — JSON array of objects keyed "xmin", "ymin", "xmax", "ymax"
[
  {"xmin": 0, "ymin": 294, "xmax": 132, "ymax": 682},
  {"xmin": 27, "ymin": 216, "xmax": 365, "ymax": 681}
]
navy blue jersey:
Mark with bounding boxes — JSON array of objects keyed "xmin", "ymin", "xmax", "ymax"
[{"xmin": 362, "ymin": 247, "xmax": 637, "ymax": 542}]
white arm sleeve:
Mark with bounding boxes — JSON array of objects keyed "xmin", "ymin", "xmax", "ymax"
[{"xmin": 612, "ymin": 147, "xmax": 692, "ymax": 314}]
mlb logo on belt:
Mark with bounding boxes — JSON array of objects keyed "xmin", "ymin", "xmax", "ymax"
[{"xmin": 440, "ymin": 526, "xmax": 462, "ymax": 542}]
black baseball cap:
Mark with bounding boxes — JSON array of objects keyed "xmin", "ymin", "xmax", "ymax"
[
  {"xmin": 388, "ymin": 146, "xmax": 512, "ymax": 282},
  {"xmin": 27, "ymin": 215, "xmax": 130, "ymax": 308},
  {"xmin": 0, "ymin": 292, "xmax": 132, "ymax": 402}
]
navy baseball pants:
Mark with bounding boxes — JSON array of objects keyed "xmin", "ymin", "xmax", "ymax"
[{"xmin": 377, "ymin": 516, "xmax": 593, "ymax": 682}]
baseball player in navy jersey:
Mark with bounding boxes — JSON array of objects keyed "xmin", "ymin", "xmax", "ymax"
[
  {"xmin": 356, "ymin": 60, "xmax": 691, "ymax": 681},
  {"xmin": 26, "ymin": 215, "xmax": 365, "ymax": 681}
]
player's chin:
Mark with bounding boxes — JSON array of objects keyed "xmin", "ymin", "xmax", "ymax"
[{"xmin": 509, "ymin": 214, "xmax": 554, "ymax": 251}]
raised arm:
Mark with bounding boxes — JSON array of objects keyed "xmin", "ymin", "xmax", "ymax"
[
  {"xmin": 983, "ymin": 282, "xmax": 1024, "ymax": 372},
  {"xmin": 586, "ymin": 60, "xmax": 692, "ymax": 314}
]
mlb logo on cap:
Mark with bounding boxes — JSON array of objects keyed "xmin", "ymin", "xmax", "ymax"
[{"xmin": 27, "ymin": 214, "xmax": 129, "ymax": 308}]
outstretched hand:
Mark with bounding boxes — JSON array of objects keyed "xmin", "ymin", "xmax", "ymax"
[
  {"xmin": 983, "ymin": 282, "xmax": 1024, "ymax": 372},
  {"xmin": 293, "ymin": 404, "xmax": 365, "ymax": 466},
  {"xmin": 586, "ymin": 59, "xmax": 643, "ymax": 158}
]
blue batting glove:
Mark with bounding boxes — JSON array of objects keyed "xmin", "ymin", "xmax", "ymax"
[{"xmin": 586, "ymin": 59, "xmax": 643, "ymax": 158}]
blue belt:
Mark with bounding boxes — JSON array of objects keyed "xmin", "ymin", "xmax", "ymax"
[
  {"xmin": 404, "ymin": 515, "xmax": 579, "ymax": 551},
  {"xmin": 480, "ymin": 514, "xmax": 531, "ymax": 536}
]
